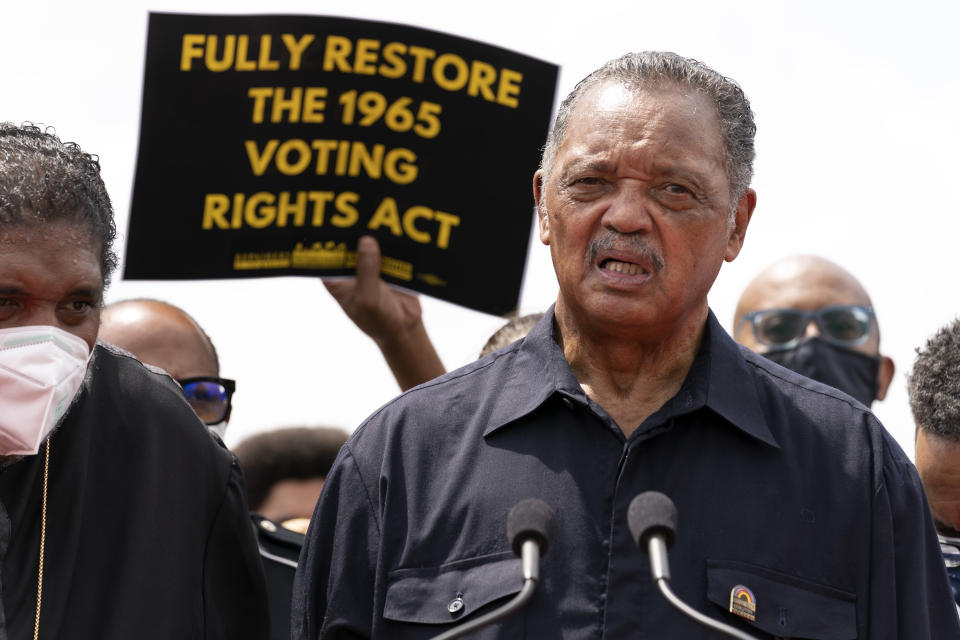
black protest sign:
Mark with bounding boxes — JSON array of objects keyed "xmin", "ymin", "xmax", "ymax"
[{"xmin": 125, "ymin": 12, "xmax": 558, "ymax": 316}]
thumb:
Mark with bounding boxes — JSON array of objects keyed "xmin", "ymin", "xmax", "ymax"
[{"xmin": 354, "ymin": 235, "xmax": 383, "ymax": 303}]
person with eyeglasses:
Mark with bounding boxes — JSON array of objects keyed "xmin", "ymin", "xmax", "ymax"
[
  {"xmin": 99, "ymin": 286, "xmax": 439, "ymax": 640},
  {"xmin": 909, "ymin": 318, "xmax": 960, "ymax": 614},
  {"xmin": 733, "ymin": 254, "xmax": 895, "ymax": 407},
  {"xmin": 100, "ymin": 298, "xmax": 309, "ymax": 637},
  {"xmin": 99, "ymin": 298, "xmax": 236, "ymax": 438},
  {"xmin": 100, "ymin": 236, "xmax": 447, "ymax": 443}
]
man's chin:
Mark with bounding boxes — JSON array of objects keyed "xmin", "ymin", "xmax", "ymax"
[{"xmin": 568, "ymin": 298, "xmax": 663, "ymax": 333}]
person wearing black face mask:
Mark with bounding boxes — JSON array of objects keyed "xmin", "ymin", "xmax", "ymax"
[{"xmin": 733, "ymin": 254, "xmax": 895, "ymax": 407}]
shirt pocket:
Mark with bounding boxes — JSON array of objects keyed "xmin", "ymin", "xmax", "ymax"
[
  {"xmin": 706, "ymin": 559, "xmax": 857, "ymax": 639},
  {"xmin": 384, "ymin": 551, "xmax": 522, "ymax": 626}
]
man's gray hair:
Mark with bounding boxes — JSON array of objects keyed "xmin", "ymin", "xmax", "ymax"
[
  {"xmin": 908, "ymin": 317, "xmax": 960, "ymax": 441},
  {"xmin": 0, "ymin": 122, "xmax": 118, "ymax": 286},
  {"xmin": 540, "ymin": 51, "xmax": 756, "ymax": 206}
]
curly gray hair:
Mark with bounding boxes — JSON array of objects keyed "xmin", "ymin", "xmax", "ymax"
[
  {"xmin": 908, "ymin": 317, "xmax": 960, "ymax": 441},
  {"xmin": 0, "ymin": 122, "xmax": 118, "ymax": 286}
]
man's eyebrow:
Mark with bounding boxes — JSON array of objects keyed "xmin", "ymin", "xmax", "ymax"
[
  {"xmin": 0, "ymin": 285, "xmax": 103, "ymax": 300},
  {"xmin": 66, "ymin": 286, "xmax": 102, "ymax": 297},
  {"xmin": 0, "ymin": 286, "xmax": 26, "ymax": 296},
  {"xmin": 558, "ymin": 157, "xmax": 714, "ymax": 184},
  {"xmin": 559, "ymin": 159, "xmax": 612, "ymax": 181},
  {"xmin": 65, "ymin": 286, "xmax": 104, "ymax": 302},
  {"xmin": 650, "ymin": 161, "xmax": 708, "ymax": 182}
]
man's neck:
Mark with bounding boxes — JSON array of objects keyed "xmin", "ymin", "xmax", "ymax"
[{"xmin": 555, "ymin": 301, "xmax": 708, "ymax": 439}]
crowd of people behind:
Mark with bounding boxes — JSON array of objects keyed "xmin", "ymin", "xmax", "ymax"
[{"xmin": 2, "ymin": 49, "xmax": 960, "ymax": 639}]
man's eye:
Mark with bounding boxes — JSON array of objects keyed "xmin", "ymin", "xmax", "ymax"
[
  {"xmin": 664, "ymin": 183, "xmax": 692, "ymax": 195},
  {"xmin": 0, "ymin": 297, "xmax": 20, "ymax": 319},
  {"xmin": 59, "ymin": 300, "xmax": 95, "ymax": 319},
  {"xmin": 572, "ymin": 176, "xmax": 603, "ymax": 186}
]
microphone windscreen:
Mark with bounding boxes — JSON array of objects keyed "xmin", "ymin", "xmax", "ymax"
[
  {"xmin": 506, "ymin": 498, "xmax": 557, "ymax": 557},
  {"xmin": 627, "ymin": 491, "xmax": 677, "ymax": 549}
]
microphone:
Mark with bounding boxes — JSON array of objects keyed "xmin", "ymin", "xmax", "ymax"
[
  {"xmin": 628, "ymin": 492, "xmax": 760, "ymax": 640},
  {"xmin": 429, "ymin": 498, "xmax": 555, "ymax": 640}
]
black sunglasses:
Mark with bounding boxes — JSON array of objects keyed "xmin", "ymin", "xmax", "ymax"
[
  {"xmin": 177, "ymin": 376, "xmax": 236, "ymax": 425},
  {"xmin": 738, "ymin": 305, "xmax": 875, "ymax": 351}
]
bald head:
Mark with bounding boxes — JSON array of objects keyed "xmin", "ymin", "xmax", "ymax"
[
  {"xmin": 734, "ymin": 255, "xmax": 874, "ymax": 350},
  {"xmin": 99, "ymin": 299, "xmax": 219, "ymax": 380},
  {"xmin": 733, "ymin": 255, "xmax": 894, "ymax": 404}
]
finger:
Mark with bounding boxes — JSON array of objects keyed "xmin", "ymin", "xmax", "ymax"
[{"xmin": 354, "ymin": 236, "xmax": 382, "ymax": 304}]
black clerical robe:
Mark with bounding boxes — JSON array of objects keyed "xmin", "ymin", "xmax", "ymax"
[{"xmin": 0, "ymin": 342, "xmax": 268, "ymax": 639}]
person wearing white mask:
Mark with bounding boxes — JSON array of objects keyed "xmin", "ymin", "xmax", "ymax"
[{"xmin": 0, "ymin": 122, "xmax": 268, "ymax": 639}]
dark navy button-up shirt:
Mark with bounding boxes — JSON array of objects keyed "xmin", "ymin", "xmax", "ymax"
[{"xmin": 293, "ymin": 309, "xmax": 959, "ymax": 639}]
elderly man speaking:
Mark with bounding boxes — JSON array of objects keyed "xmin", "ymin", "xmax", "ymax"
[{"xmin": 293, "ymin": 52, "xmax": 958, "ymax": 638}]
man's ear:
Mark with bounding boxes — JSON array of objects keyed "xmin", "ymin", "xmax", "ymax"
[
  {"xmin": 724, "ymin": 188, "xmax": 757, "ymax": 262},
  {"xmin": 875, "ymin": 355, "xmax": 896, "ymax": 401},
  {"xmin": 533, "ymin": 170, "xmax": 550, "ymax": 245}
]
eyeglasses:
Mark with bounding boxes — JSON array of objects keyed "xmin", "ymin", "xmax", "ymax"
[
  {"xmin": 177, "ymin": 376, "xmax": 236, "ymax": 425},
  {"xmin": 738, "ymin": 305, "xmax": 875, "ymax": 351}
]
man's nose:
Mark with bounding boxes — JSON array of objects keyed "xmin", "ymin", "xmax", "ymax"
[
  {"xmin": 803, "ymin": 318, "xmax": 821, "ymax": 338},
  {"xmin": 600, "ymin": 188, "xmax": 654, "ymax": 234}
]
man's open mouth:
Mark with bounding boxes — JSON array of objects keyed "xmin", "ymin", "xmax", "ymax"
[{"xmin": 600, "ymin": 259, "xmax": 648, "ymax": 276}]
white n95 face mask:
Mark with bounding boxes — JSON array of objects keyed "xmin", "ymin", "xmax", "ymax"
[{"xmin": 0, "ymin": 325, "xmax": 92, "ymax": 455}]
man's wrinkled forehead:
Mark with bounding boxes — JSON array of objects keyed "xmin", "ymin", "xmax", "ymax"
[
  {"xmin": 551, "ymin": 80, "xmax": 722, "ymax": 175},
  {"xmin": 2, "ymin": 220, "xmax": 105, "ymax": 288},
  {"xmin": 5, "ymin": 214, "xmax": 104, "ymax": 266}
]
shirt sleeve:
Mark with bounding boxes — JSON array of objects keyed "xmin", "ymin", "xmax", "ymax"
[
  {"xmin": 203, "ymin": 456, "xmax": 271, "ymax": 639},
  {"xmin": 868, "ymin": 434, "xmax": 960, "ymax": 637},
  {"xmin": 292, "ymin": 445, "xmax": 380, "ymax": 640}
]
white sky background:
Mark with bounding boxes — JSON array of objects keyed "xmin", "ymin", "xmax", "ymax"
[{"xmin": 4, "ymin": 0, "xmax": 958, "ymax": 458}]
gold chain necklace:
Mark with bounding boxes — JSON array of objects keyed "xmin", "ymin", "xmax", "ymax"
[{"xmin": 33, "ymin": 435, "xmax": 50, "ymax": 640}]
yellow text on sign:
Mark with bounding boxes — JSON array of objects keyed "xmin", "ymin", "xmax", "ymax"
[
  {"xmin": 367, "ymin": 197, "xmax": 460, "ymax": 249},
  {"xmin": 248, "ymin": 87, "xmax": 329, "ymax": 123},
  {"xmin": 338, "ymin": 90, "xmax": 441, "ymax": 138},
  {"xmin": 180, "ymin": 34, "xmax": 316, "ymax": 71},
  {"xmin": 247, "ymin": 87, "xmax": 442, "ymax": 138},
  {"xmin": 244, "ymin": 139, "xmax": 419, "ymax": 185},
  {"xmin": 202, "ymin": 190, "xmax": 360, "ymax": 229},
  {"xmin": 322, "ymin": 36, "xmax": 523, "ymax": 108}
]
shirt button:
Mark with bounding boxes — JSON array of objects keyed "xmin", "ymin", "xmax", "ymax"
[
  {"xmin": 260, "ymin": 519, "xmax": 277, "ymax": 533},
  {"xmin": 562, "ymin": 397, "xmax": 574, "ymax": 409},
  {"xmin": 447, "ymin": 595, "xmax": 464, "ymax": 613}
]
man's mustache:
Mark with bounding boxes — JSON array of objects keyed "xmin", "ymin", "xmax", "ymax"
[{"xmin": 588, "ymin": 232, "xmax": 665, "ymax": 273}]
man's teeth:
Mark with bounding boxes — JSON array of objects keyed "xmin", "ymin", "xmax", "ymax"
[{"xmin": 603, "ymin": 260, "xmax": 646, "ymax": 275}]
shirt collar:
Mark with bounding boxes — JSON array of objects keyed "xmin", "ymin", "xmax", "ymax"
[
  {"xmin": 482, "ymin": 306, "xmax": 779, "ymax": 449},
  {"xmin": 481, "ymin": 306, "xmax": 584, "ymax": 437},
  {"xmin": 701, "ymin": 310, "xmax": 780, "ymax": 448}
]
